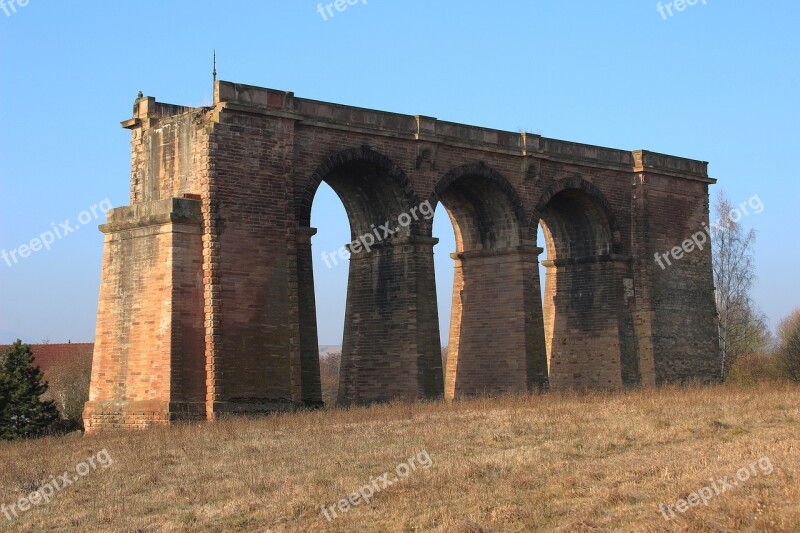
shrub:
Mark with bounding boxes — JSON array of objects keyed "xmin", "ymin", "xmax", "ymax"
[
  {"xmin": 777, "ymin": 309, "xmax": 800, "ymax": 382},
  {"xmin": 726, "ymin": 352, "xmax": 788, "ymax": 385}
]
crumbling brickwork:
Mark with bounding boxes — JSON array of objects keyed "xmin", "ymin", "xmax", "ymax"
[{"xmin": 84, "ymin": 81, "xmax": 720, "ymax": 430}]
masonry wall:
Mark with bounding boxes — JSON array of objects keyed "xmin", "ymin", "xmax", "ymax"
[
  {"xmin": 338, "ymin": 238, "xmax": 443, "ymax": 404},
  {"xmin": 84, "ymin": 199, "xmax": 204, "ymax": 430},
  {"xmin": 86, "ymin": 81, "xmax": 720, "ymax": 430},
  {"xmin": 446, "ymin": 249, "xmax": 547, "ymax": 398},
  {"xmin": 206, "ymin": 104, "xmax": 302, "ymax": 413},
  {"xmin": 543, "ymin": 261, "xmax": 624, "ymax": 388},
  {"xmin": 295, "ymin": 228, "xmax": 323, "ymax": 406},
  {"xmin": 635, "ymin": 156, "xmax": 720, "ymax": 383},
  {"xmin": 170, "ymin": 219, "xmax": 207, "ymax": 408},
  {"xmin": 127, "ymin": 98, "xmax": 205, "ymax": 204}
]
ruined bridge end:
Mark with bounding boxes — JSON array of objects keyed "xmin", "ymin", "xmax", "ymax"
[{"xmin": 84, "ymin": 81, "xmax": 720, "ymax": 431}]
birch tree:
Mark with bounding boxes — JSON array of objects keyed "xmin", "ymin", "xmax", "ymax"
[{"xmin": 711, "ymin": 191, "xmax": 771, "ymax": 379}]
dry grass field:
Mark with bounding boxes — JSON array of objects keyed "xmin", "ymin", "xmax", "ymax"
[{"xmin": 1, "ymin": 382, "xmax": 799, "ymax": 532}]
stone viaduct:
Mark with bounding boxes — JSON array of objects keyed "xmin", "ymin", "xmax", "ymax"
[{"xmin": 83, "ymin": 81, "xmax": 720, "ymax": 430}]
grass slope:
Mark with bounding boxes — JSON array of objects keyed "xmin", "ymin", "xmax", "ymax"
[{"xmin": 1, "ymin": 382, "xmax": 799, "ymax": 532}]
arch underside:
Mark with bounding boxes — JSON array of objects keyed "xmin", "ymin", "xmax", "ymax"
[
  {"xmin": 300, "ymin": 150, "xmax": 638, "ymax": 405},
  {"xmin": 322, "ymin": 159, "xmax": 416, "ymax": 241}
]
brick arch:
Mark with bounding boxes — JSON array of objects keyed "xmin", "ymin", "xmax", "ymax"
[
  {"xmin": 298, "ymin": 145, "xmax": 420, "ymax": 233},
  {"xmin": 430, "ymin": 163, "xmax": 527, "ymax": 227},
  {"xmin": 430, "ymin": 163, "xmax": 528, "ymax": 251},
  {"xmin": 531, "ymin": 177, "xmax": 620, "ymax": 241},
  {"xmin": 531, "ymin": 177, "xmax": 622, "ymax": 257},
  {"xmin": 433, "ymin": 163, "xmax": 543, "ymax": 400}
]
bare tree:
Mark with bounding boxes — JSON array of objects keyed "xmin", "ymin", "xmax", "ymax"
[
  {"xmin": 711, "ymin": 191, "xmax": 770, "ymax": 379},
  {"xmin": 777, "ymin": 310, "xmax": 800, "ymax": 382},
  {"xmin": 43, "ymin": 357, "xmax": 92, "ymax": 431},
  {"xmin": 319, "ymin": 351, "xmax": 341, "ymax": 407}
]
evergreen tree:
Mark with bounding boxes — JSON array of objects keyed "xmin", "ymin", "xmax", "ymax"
[{"xmin": 0, "ymin": 340, "xmax": 58, "ymax": 440}]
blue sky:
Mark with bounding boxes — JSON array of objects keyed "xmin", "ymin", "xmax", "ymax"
[{"xmin": 0, "ymin": 1, "xmax": 797, "ymax": 345}]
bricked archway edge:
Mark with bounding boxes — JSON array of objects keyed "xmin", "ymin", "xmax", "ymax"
[
  {"xmin": 429, "ymin": 162, "xmax": 528, "ymax": 236},
  {"xmin": 298, "ymin": 145, "xmax": 421, "ymax": 228},
  {"xmin": 530, "ymin": 176, "xmax": 622, "ymax": 252}
]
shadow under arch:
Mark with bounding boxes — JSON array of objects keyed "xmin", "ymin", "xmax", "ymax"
[
  {"xmin": 300, "ymin": 145, "xmax": 422, "ymax": 236},
  {"xmin": 429, "ymin": 162, "xmax": 529, "ymax": 248},
  {"xmin": 531, "ymin": 177, "xmax": 637, "ymax": 389},
  {"xmin": 432, "ymin": 163, "xmax": 548, "ymax": 399},
  {"xmin": 530, "ymin": 176, "xmax": 621, "ymax": 253},
  {"xmin": 296, "ymin": 146, "xmax": 443, "ymax": 407}
]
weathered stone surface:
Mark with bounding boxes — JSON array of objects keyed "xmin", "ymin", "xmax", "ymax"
[{"xmin": 84, "ymin": 81, "xmax": 720, "ymax": 431}]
